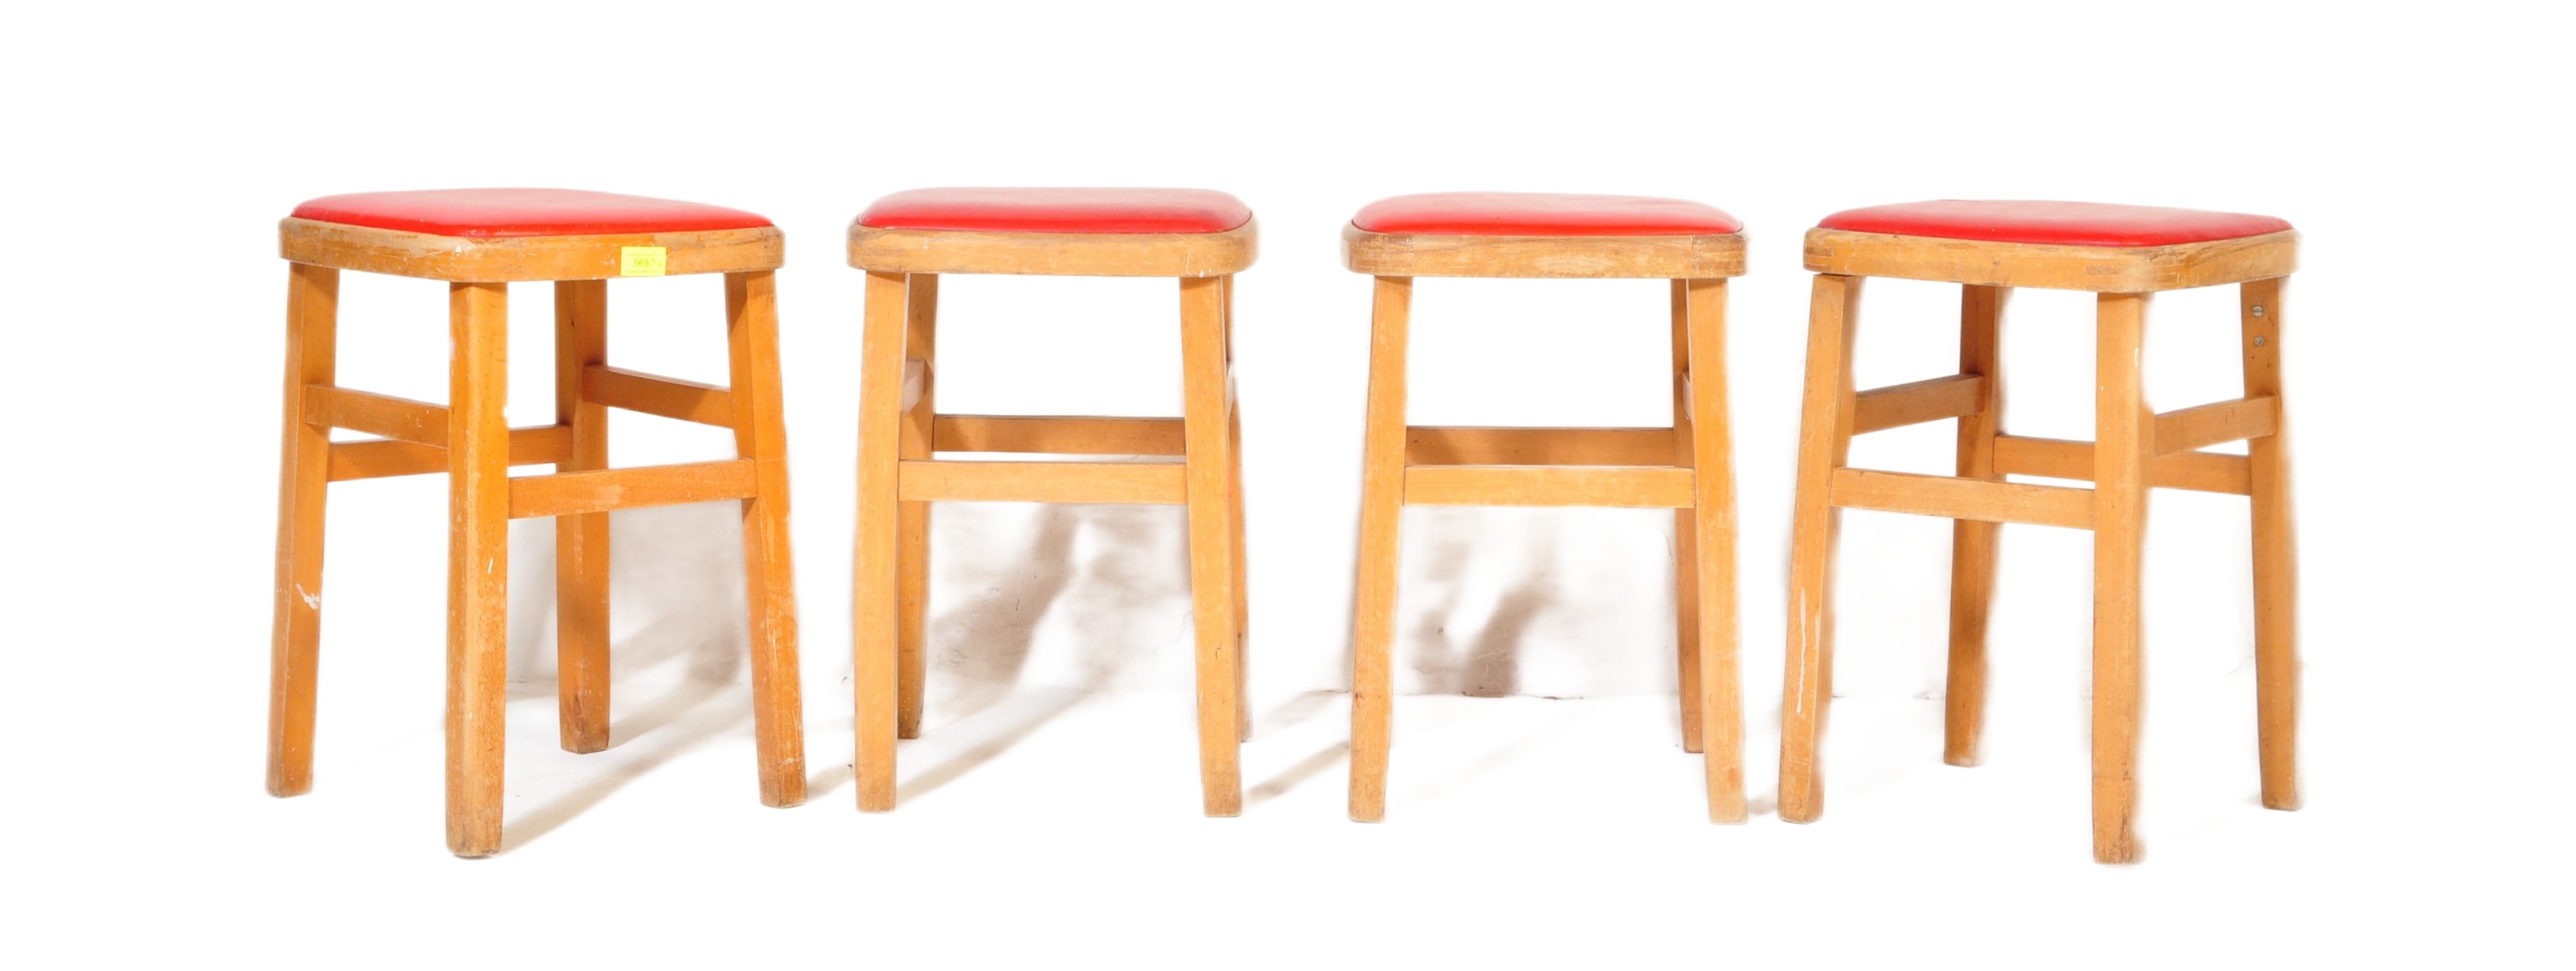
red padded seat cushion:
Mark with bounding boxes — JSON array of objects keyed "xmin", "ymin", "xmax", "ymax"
[
  {"xmin": 1817, "ymin": 201, "xmax": 2292, "ymax": 248},
  {"xmin": 1351, "ymin": 192, "xmax": 1742, "ymax": 236},
  {"xmin": 856, "ymin": 188, "xmax": 1253, "ymax": 233},
  {"xmin": 289, "ymin": 188, "xmax": 773, "ymax": 239}
]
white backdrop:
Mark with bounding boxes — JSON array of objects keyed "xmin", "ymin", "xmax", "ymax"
[{"xmin": 6, "ymin": 1, "xmax": 2569, "ymax": 965}]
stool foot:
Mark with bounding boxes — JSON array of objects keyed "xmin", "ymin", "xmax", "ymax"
[
  {"xmin": 2094, "ymin": 825, "xmax": 2143, "ymax": 865},
  {"xmin": 1347, "ymin": 277, "xmax": 1410, "ymax": 823},
  {"xmin": 266, "ymin": 263, "xmax": 338, "ymax": 798}
]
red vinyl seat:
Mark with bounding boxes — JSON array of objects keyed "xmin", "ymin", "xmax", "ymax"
[
  {"xmin": 856, "ymin": 187, "xmax": 1253, "ymax": 234},
  {"xmin": 289, "ymin": 188, "xmax": 773, "ymax": 239},
  {"xmin": 1818, "ymin": 200, "xmax": 2293, "ymax": 249},
  {"xmin": 1352, "ymin": 192, "xmax": 1742, "ymax": 237}
]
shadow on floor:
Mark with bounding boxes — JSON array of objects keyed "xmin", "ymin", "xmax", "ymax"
[
  {"xmin": 501, "ymin": 679, "xmax": 747, "ymax": 852},
  {"xmin": 896, "ymin": 501, "xmax": 1185, "ymax": 801},
  {"xmin": 1407, "ymin": 515, "xmax": 1562, "ymax": 698},
  {"xmin": 1248, "ymin": 744, "xmax": 1349, "ymax": 808}
]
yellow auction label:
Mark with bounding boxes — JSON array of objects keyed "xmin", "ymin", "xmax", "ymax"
[{"xmin": 619, "ymin": 246, "xmax": 668, "ymax": 277}]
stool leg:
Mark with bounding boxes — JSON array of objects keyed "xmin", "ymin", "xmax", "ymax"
[
  {"xmin": 726, "ymin": 270, "xmax": 807, "ymax": 808},
  {"xmin": 2240, "ymin": 278, "xmax": 2300, "ymax": 810},
  {"xmin": 1181, "ymin": 275, "xmax": 1243, "ymax": 817},
  {"xmin": 446, "ymin": 281, "xmax": 511, "ymax": 857},
  {"xmin": 896, "ymin": 274, "xmax": 939, "ymax": 740},
  {"xmin": 1682, "ymin": 278, "xmax": 1746, "ymax": 824},
  {"xmin": 1779, "ymin": 273, "xmax": 1860, "ymax": 825},
  {"xmin": 1668, "ymin": 280, "xmax": 1704, "ymax": 755},
  {"xmin": 2091, "ymin": 291, "xmax": 2152, "ymax": 864},
  {"xmin": 1945, "ymin": 285, "xmax": 2008, "ymax": 767},
  {"xmin": 553, "ymin": 280, "xmax": 612, "ymax": 754},
  {"xmin": 1225, "ymin": 275, "xmax": 1252, "ymax": 742},
  {"xmin": 1348, "ymin": 276, "xmax": 1411, "ymax": 822},
  {"xmin": 266, "ymin": 263, "xmax": 338, "ymax": 797},
  {"xmin": 854, "ymin": 271, "xmax": 910, "ymax": 812}
]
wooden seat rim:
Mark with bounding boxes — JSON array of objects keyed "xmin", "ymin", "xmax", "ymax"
[
  {"xmin": 845, "ymin": 220, "xmax": 1258, "ymax": 277},
  {"xmin": 277, "ymin": 217, "xmax": 783, "ymax": 282},
  {"xmin": 1342, "ymin": 223, "xmax": 1747, "ymax": 279},
  {"xmin": 1803, "ymin": 227, "xmax": 2297, "ymax": 292}
]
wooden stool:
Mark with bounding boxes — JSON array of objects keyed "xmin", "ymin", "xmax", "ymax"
[
  {"xmin": 266, "ymin": 189, "xmax": 807, "ymax": 857},
  {"xmin": 848, "ymin": 188, "xmax": 1258, "ymax": 815},
  {"xmin": 1341, "ymin": 192, "xmax": 1748, "ymax": 823},
  {"xmin": 1777, "ymin": 200, "xmax": 2301, "ymax": 863}
]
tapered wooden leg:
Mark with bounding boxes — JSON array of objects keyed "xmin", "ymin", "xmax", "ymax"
[
  {"xmin": 2092, "ymin": 291, "xmax": 2151, "ymax": 864},
  {"xmin": 446, "ymin": 281, "xmax": 511, "ymax": 857},
  {"xmin": 1668, "ymin": 280, "xmax": 1704, "ymax": 755},
  {"xmin": 1181, "ymin": 275, "xmax": 1243, "ymax": 817},
  {"xmin": 2241, "ymin": 277, "xmax": 2300, "ymax": 810},
  {"xmin": 1683, "ymin": 279, "xmax": 1746, "ymax": 824},
  {"xmin": 266, "ymin": 263, "xmax": 338, "ymax": 798},
  {"xmin": 1945, "ymin": 284, "xmax": 2007, "ymax": 767},
  {"xmin": 1224, "ymin": 275, "xmax": 1252, "ymax": 742},
  {"xmin": 1779, "ymin": 273, "xmax": 1861, "ymax": 825},
  {"xmin": 553, "ymin": 280, "xmax": 612, "ymax": 754},
  {"xmin": 726, "ymin": 271, "xmax": 806, "ymax": 808},
  {"xmin": 1349, "ymin": 276, "xmax": 1411, "ymax": 822},
  {"xmin": 896, "ymin": 274, "xmax": 938, "ymax": 740},
  {"xmin": 854, "ymin": 271, "xmax": 910, "ymax": 812}
]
